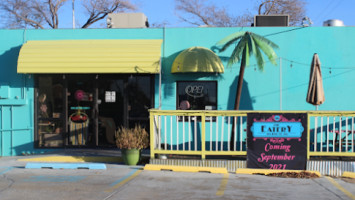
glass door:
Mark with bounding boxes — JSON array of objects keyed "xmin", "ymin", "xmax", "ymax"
[
  {"xmin": 97, "ymin": 76, "xmax": 125, "ymax": 147},
  {"xmin": 97, "ymin": 75, "xmax": 154, "ymax": 147},
  {"xmin": 67, "ymin": 75, "xmax": 95, "ymax": 146},
  {"xmin": 126, "ymin": 76, "xmax": 153, "ymax": 129}
]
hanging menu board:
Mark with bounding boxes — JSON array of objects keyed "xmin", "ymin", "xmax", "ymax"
[{"xmin": 247, "ymin": 113, "xmax": 307, "ymax": 170}]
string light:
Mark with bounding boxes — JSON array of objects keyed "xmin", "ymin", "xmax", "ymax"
[
  {"xmin": 277, "ymin": 57, "xmax": 355, "ymax": 71},
  {"xmin": 226, "ymin": 56, "xmax": 355, "ymax": 72}
]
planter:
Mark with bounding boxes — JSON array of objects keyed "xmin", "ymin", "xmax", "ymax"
[{"xmin": 121, "ymin": 149, "xmax": 141, "ymax": 165}]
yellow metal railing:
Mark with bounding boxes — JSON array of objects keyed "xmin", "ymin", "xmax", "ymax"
[
  {"xmin": 149, "ymin": 110, "xmax": 355, "ymax": 159},
  {"xmin": 308, "ymin": 111, "xmax": 355, "ymax": 159}
]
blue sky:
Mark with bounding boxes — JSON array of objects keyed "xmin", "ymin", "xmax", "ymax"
[{"xmin": 59, "ymin": 0, "xmax": 355, "ymax": 28}]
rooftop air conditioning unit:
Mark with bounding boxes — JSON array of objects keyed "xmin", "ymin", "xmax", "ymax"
[
  {"xmin": 254, "ymin": 15, "xmax": 289, "ymax": 27},
  {"xmin": 107, "ymin": 13, "xmax": 149, "ymax": 28},
  {"xmin": 323, "ymin": 19, "xmax": 344, "ymax": 26}
]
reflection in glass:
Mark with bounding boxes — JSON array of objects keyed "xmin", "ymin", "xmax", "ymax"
[{"xmin": 37, "ymin": 76, "xmax": 64, "ymax": 147}]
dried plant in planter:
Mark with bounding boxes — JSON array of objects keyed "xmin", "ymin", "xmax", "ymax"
[{"xmin": 115, "ymin": 125, "xmax": 149, "ymax": 150}]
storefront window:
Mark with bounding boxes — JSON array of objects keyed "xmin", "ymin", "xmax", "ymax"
[
  {"xmin": 177, "ymin": 81, "xmax": 217, "ymax": 110},
  {"xmin": 35, "ymin": 74, "xmax": 154, "ymax": 148},
  {"xmin": 127, "ymin": 76, "xmax": 152, "ymax": 128},
  {"xmin": 37, "ymin": 76, "xmax": 65, "ymax": 147}
]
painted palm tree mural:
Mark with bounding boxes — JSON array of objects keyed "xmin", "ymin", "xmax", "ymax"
[
  {"xmin": 217, "ymin": 31, "xmax": 279, "ymax": 110},
  {"xmin": 217, "ymin": 31, "xmax": 279, "ymax": 150}
]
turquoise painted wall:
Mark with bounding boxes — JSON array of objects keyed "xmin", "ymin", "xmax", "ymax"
[
  {"xmin": 0, "ymin": 27, "xmax": 355, "ymax": 155},
  {"xmin": 156, "ymin": 27, "xmax": 355, "ymax": 149},
  {"xmin": 0, "ymin": 28, "xmax": 163, "ymax": 156},
  {"xmin": 159, "ymin": 27, "xmax": 355, "ymax": 111}
]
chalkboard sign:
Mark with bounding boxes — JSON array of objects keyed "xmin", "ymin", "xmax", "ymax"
[{"xmin": 247, "ymin": 113, "xmax": 307, "ymax": 170}]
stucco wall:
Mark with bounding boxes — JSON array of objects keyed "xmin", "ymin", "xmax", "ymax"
[
  {"xmin": 159, "ymin": 27, "xmax": 355, "ymax": 111},
  {"xmin": 0, "ymin": 27, "xmax": 354, "ymax": 155},
  {"xmin": 0, "ymin": 28, "xmax": 163, "ymax": 156}
]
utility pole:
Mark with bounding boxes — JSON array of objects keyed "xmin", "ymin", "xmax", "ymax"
[{"xmin": 72, "ymin": 0, "xmax": 75, "ymax": 29}]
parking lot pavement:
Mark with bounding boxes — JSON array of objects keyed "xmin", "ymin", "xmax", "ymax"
[
  {"xmin": 114, "ymin": 171, "xmax": 355, "ymax": 200},
  {"xmin": 0, "ymin": 157, "xmax": 354, "ymax": 200}
]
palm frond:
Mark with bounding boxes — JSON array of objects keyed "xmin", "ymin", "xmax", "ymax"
[
  {"xmin": 247, "ymin": 33, "xmax": 257, "ymax": 57},
  {"xmin": 253, "ymin": 36, "xmax": 278, "ymax": 65},
  {"xmin": 251, "ymin": 32, "xmax": 279, "ymax": 49},
  {"xmin": 254, "ymin": 46, "xmax": 265, "ymax": 71},
  {"xmin": 227, "ymin": 46, "xmax": 241, "ymax": 67},
  {"xmin": 216, "ymin": 31, "xmax": 246, "ymax": 46},
  {"xmin": 227, "ymin": 36, "xmax": 248, "ymax": 67},
  {"xmin": 218, "ymin": 36, "xmax": 244, "ymax": 52},
  {"xmin": 243, "ymin": 43, "xmax": 250, "ymax": 66}
]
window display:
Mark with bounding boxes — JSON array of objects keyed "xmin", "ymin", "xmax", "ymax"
[
  {"xmin": 177, "ymin": 81, "xmax": 217, "ymax": 110},
  {"xmin": 37, "ymin": 76, "xmax": 64, "ymax": 147}
]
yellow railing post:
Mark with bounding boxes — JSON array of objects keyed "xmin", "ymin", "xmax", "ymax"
[
  {"xmin": 201, "ymin": 114, "xmax": 206, "ymax": 160},
  {"xmin": 150, "ymin": 112, "xmax": 155, "ymax": 159},
  {"xmin": 307, "ymin": 113, "xmax": 310, "ymax": 160}
]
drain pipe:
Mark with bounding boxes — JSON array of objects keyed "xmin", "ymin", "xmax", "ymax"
[
  {"xmin": 279, "ymin": 57, "xmax": 282, "ymax": 110},
  {"xmin": 159, "ymin": 27, "xmax": 165, "ymax": 110},
  {"xmin": 159, "ymin": 57, "xmax": 162, "ymax": 110}
]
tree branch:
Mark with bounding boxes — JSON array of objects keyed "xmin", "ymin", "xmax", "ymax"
[{"xmin": 8, "ymin": 9, "xmax": 45, "ymax": 29}]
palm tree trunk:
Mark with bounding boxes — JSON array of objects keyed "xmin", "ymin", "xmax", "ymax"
[
  {"xmin": 230, "ymin": 58, "xmax": 246, "ymax": 150},
  {"xmin": 234, "ymin": 63, "xmax": 246, "ymax": 110}
]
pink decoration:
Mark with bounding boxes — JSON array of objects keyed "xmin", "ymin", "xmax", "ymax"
[
  {"xmin": 180, "ymin": 100, "xmax": 191, "ymax": 110},
  {"xmin": 75, "ymin": 90, "xmax": 85, "ymax": 101}
]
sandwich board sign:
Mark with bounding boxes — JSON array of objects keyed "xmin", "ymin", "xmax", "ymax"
[{"xmin": 247, "ymin": 113, "xmax": 307, "ymax": 170}]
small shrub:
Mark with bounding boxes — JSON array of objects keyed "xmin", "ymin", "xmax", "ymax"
[{"xmin": 115, "ymin": 125, "xmax": 149, "ymax": 149}]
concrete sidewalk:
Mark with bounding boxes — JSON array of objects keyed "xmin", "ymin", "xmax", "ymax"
[{"xmin": 8, "ymin": 148, "xmax": 150, "ymax": 164}]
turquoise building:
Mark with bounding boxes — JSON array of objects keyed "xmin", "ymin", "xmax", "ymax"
[{"xmin": 0, "ymin": 27, "xmax": 354, "ymax": 156}]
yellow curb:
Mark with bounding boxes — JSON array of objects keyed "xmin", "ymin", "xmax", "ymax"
[
  {"xmin": 342, "ymin": 171, "xmax": 355, "ymax": 179},
  {"xmin": 236, "ymin": 168, "xmax": 321, "ymax": 177},
  {"xmin": 325, "ymin": 176, "xmax": 355, "ymax": 200},
  {"xmin": 144, "ymin": 164, "xmax": 228, "ymax": 174},
  {"xmin": 18, "ymin": 156, "xmax": 122, "ymax": 163}
]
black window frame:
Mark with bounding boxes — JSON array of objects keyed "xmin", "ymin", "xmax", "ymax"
[{"xmin": 176, "ymin": 80, "xmax": 218, "ymax": 111}]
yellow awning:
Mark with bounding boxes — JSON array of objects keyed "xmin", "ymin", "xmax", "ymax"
[
  {"xmin": 17, "ymin": 39, "xmax": 162, "ymax": 74},
  {"xmin": 171, "ymin": 46, "xmax": 224, "ymax": 73}
]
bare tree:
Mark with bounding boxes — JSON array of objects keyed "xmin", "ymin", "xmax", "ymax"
[
  {"xmin": 0, "ymin": 0, "xmax": 136, "ymax": 29},
  {"xmin": 175, "ymin": 0, "xmax": 252, "ymax": 27},
  {"xmin": 257, "ymin": 0, "xmax": 307, "ymax": 26},
  {"xmin": 175, "ymin": 0, "xmax": 306, "ymax": 27},
  {"xmin": 0, "ymin": 0, "xmax": 67, "ymax": 29},
  {"xmin": 81, "ymin": 0, "xmax": 136, "ymax": 28}
]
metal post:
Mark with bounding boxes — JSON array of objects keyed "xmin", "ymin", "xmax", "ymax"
[
  {"xmin": 10, "ymin": 106, "xmax": 13, "ymax": 156},
  {"xmin": 201, "ymin": 114, "xmax": 206, "ymax": 159},
  {"xmin": 280, "ymin": 57, "xmax": 282, "ymax": 110},
  {"xmin": 159, "ymin": 58, "xmax": 162, "ymax": 109},
  {"xmin": 72, "ymin": 0, "xmax": 75, "ymax": 29},
  {"xmin": 0, "ymin": 106, "xmax": 2, "ymax": 156},
  {"xmin": 159, "ymin": 27, "xmax": 165, "ymax": 110}
]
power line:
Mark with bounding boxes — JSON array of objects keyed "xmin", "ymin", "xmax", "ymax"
[
  {"xmin": 322, "ymin": 0, "xmax": 344, "ymax": 20},
  {"xmin": 314, "ymin": 0, "xmax": 336, "ymax": 22}
]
